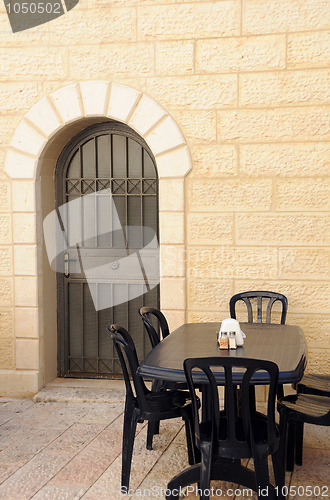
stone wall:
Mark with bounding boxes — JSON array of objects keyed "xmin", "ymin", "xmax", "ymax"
[{"xmin": 0, "ymin": 0, "xmax": 329, "ymax": 394}]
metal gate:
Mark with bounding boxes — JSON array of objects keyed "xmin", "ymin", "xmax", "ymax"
[{"xmin": 55, "ymin": 122, "xmax": 159, "ymax": 377}]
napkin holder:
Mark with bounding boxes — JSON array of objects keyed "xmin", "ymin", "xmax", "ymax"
[{"xmin": 218, "ymin": 318, "xmax": 245, "ymax": 348}]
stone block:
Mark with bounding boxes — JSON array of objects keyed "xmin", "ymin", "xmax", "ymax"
[
  {"xmin": 187, "ymin": 214, "xmax": 233, "ymax": 245},
  {"xmin": 0, "ymin": 82, "xmax": 39, "ymax": 114},
  {"xmin": 236, "ymin": 214, "xmax": 329, "ymax": 246},
  {"xmin": 12, "ymin": 181, "xmax": 36, "ymax": 212},
  {"xmin": 156, "ymin": 41, "xmax": 194, "ymax": 75},
  {"xmin": 0, "ymin": 278, "xmax": 13, "ymax": 306},
  {"xmin": 159, "ymin": 212, "xmax": 184, "ymax": 244},
  {"xmin": 69, "ymin": 44, "xmax": 154, "ymax": 79},
  {"xmin": 156, "ymin": 146, "xmax": 192, "ymax": 179},
  {"xmin": 188, "ymin": 310, "xmax": 228, "ymax": 323},
  {"xmin": 239, "ymin": 143, "xmax": 330, "ymax": 177},
  {"xmin": 49, "ymin": 7, "xmax": 136, "ymax": 44},
  {"xmin": 138, "ymin": 2, "xmax": 240, "ymax": 39},
  {"xmin": 279, "ymin": 248, "xmax": 329, "ymax": 279},
  {"xmin": 0, "ymin": 247, "xmax": 13, "ymax": 275},
  {"xmin": 276, "ymin": 179, "xmax": 329, "ymax": 211},
  {"xmin": 0, "ymin": 309, "xmax": 14, "ymax": 338},
  {"xmin": 0, "ymin": 115, "xmax": 20, "ymax": 150},
  {"xmin": 243, "ymin": 0, "xmax": 330, "ymax": 34},
  {"xmin": 197, "ymin": 35, "xmax": 285, "ymax": 73},
  {"xmin": 5, "ymin": 150, "xmax": 38, "ymax": 180},
  {"xmin": 16, "ymin": 338, "xmax": 39, "ymax": 370},
  {"xmin": 10, "ymin": 120, "xmax": 46, "ymax": 157},
  {"xmin": 0, "ymin": 215, "xmax": 12, "ymax": 245},
  {"xmin": 0, "ymin": 339, "xmax": 15, "ymax": 370},
  {"xmin": 128, "ymin": 94, "xmax": 167, "ymax": 136},
  {"xmin": 0, "ymin": 48, "xmax": 66, "ymax": 81},
  {"xmin": 240, "ymin": 69, "xmax": 330, "ymax": 107},
  {"xmin": 190, "ymin": 145, "xmax": 238, "ymax": 177},
  {"xmin": 171, "ymin": 110, "xmax": 216, "ymax": 143},
  {"xmin": 235, "ymin": 280, "xmax": 329, "ymax": 314},
  {"xmin": 14, "ymin": 246, "xmax": 37, "ymax": 276},
  {"xmin": 80, "ymin": 81, "xmax": 110, "ymax": 117},
  {"xmin": 306, "ymin": 349, "xmax": 330, "ymax": 375},
  {"xmin": 0, "ymin": 183, "xmax": 11, "ymax": 212},
  {"xmin": 286, "ymin": 313, "xmax": 329, "ymax": 349},
  {"xmin": 188, "ymin": 247, "xmax": 277, "ymax": 280},
  {"xmin": 159, "ymin": 179, "xmax": 184, "ymax": 211},
  {"xmin": 107, "ymin": 83, "xmax": 141, "ymax": 123},
  {"xmin": 187, "ymin": 178, "xmax": 272, "ymax": 211},
  {"xmin": 145, "ymin": 116, "xmax": 185, "ymax": 155},
  {"xmin": 160, "ymin": 245, "xmax": 185, "ymax": 278},
  {"xmin": 160, "ymin": 278, "xmax": 185, "ymax": 309},
  {"xmin": 14, "ymin": 277, "xmax": 38, "ymax": 307},
  {"xmin": 188, "ymin": 279, "xmax": 233, "ymax": 311},
  {"xmin": 25, "ymin": 97, "xmax": 63, "ymax": 138},
  {"xmin": 50, "ymin": 84, "xmax": 83, "ymax": 124},
  {"xmin": 147, "ymin": 75, "xmax": 237, "ymax": 109},
  {"xmin": 288, "ymin": 31, "xmax": 330, "ymax": 68},
  {"xmin": 15, "ymin": 308, "xmax": 39, "ymax": 338},
  {"xmin": 218, "ymin": 108, "xmax": 330, "ymax": 142},
  {"xmin": 161, "ymin": 310, "xmax": 185, "ymax": 332},
  {"xmin": 13, "ymin": 213, "xmax": 36, "ymax": 244}
]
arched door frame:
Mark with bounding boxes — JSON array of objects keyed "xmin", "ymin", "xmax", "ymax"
[{"xmin": 4, "ymin": 81, "xmax": 192, "ymax": 395}]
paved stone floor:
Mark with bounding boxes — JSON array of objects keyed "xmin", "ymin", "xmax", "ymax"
[{"xmin": 0, "ymin": 380, "xmax": 329, "ymax": 500}]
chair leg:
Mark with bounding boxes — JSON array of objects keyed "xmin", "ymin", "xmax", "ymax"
[
  {"xmin": 253, "ymin": 450, "xmax": 274, "ymax": 500},
  {"xmin": 182, "ymin": 408, "xmax": 200, "ymax": 465},
  {"xmin": 122, "ymin": 399, "xmax": 140, "ymax": 489},
  {"xmin": 286, "ymin": 422, "xmax": 296, "ymax": 471},
  {"xmin": 147, "ymin": 420, "xmax": 159, "ymax": 450},
  {"xmin": 272, "ymin": 451, "xmax": 286, "ymax": 500},
  {"xmin": 199, "ymin": 442, "xmax": 212, "ymax": 500},
  {"xmin": 295, "ymin": 421, "xmax": 304, "ymax": 466}
]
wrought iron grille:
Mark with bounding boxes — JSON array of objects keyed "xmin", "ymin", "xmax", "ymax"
[{"xmin": 56, "ymin": 122, "xmax": 159, "ymax": 377}]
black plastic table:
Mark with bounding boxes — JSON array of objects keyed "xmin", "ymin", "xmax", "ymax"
[{"xmin": 138, "ymin": 322, "xmax": 307, "ymax": 385}]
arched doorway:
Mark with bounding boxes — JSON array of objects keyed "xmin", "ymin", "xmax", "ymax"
[
  {"xmin": 55, "ymin": 121, "xmax": 159, "ymax": 377},
  {"xmin": 4, "ymin": 81, "xmax": 191, "ymax": 395}
]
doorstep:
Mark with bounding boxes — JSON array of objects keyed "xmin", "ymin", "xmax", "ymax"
[{"xmin": 33, "ymin": 377, "xmax": 126, "ymax": 404}]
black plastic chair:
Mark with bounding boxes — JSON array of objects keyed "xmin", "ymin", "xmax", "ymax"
[
  {"xmin": 230, "ymin": 291, "xmax": 288, "ymax": 400},
  {"xmin": 289, "ymin": 374, "xmax": 330, "ymax": 468},
  {"xmin": 107, "ymin": 324, "xmax": 198, "ymax": 490},
  {"xmin": 230, "ymin": 291, "xmax": 288, "ymax": 325},
  {"xmin": 167, "ymin": 357, "xmax": 285, "ymax": 500},
  {"xmin": 296, "ymin": 373, "xmax": 330, "ymax": 397},
  {"xmin": 277, "ymin": 393, "xmax": 330, "ymax": 473},
  {"xmin": 139, "ymin": 306, "xmax": 170, "ymax": 348}
]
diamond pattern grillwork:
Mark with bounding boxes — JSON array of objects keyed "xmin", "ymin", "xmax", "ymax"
[
  {"xmin": 143, "ymin": 179, "xmax": 157, "ymax": 194},
  {"xmin": 127, "ymin": 179, "xmax": 141, "ymax": 194},
  {"xmin": 66, "ymin": 180, "xmax": 80, "ymax": 195},
  {"xmin": 97, "ymin": 179, "xmax": 110, "ymax": 191},
  {"xmin": 112, "ymin": 179, "xmax": 126, "ymax": 194},
  {"xmin": 82, "ymin": 180, "xmax": 96, "ymax": 194}
]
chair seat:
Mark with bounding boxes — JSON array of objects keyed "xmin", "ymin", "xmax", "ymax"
[
  {"xmin": 146, "ymin": 389, "xmax": 191, "ymax": 412},
  {"xmin": 296, "ymin": 374, "xmax": 330, "ymax": 397},
  {"xmin": 278, "ymin": 394, "xmax": 330, "ymax": 422}
]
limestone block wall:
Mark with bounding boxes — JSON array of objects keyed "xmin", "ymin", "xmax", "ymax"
[{"xmin": 0, "ymin": 0, "xmax": 329, "ymax": 394}]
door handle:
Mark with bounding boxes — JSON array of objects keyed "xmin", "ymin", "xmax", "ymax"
[{"xmin": 64, "ymin": 253, "xmax": 77, "ymax": 278}]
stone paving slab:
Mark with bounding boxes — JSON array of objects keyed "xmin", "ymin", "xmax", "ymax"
[{"xmin": 0, "ymin": 382, "xmax": 329, "ymax": 499}]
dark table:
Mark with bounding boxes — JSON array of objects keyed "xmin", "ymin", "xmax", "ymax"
[{"xmin": 138, "ymin": 322, "xmax": 307, "ymax": 385}]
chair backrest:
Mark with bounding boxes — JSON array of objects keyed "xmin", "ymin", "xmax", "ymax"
[
  {"xmin": 107, "ymin": 324, "xmax": 150, "ymax": 412},
  {"xmin": 184, "ymin": 357, "xmax": 279, "ymax": 458},
  {"xmin": 230, "ymin": 291, "xmax": 288, "ymax": 324},
  {"xmin": 139, "ymin": 306, "xmax": 170, "ymax": 348}
]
